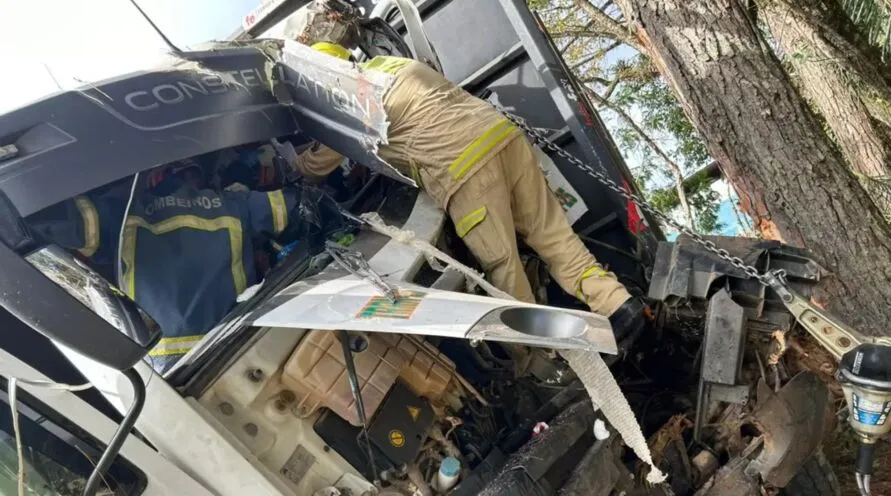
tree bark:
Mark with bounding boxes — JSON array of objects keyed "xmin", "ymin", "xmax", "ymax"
[
  {"xmin": 760, "ymin": 0, "xmax": 891, "ymax": 185},
  {"xmin": 575, "ymin": 0, "xmax": 648, "ymax": 53},
  {"xmin": 773, "ymin": 0, "xmax": 891, "ymax": 107},
  {"xmin": 615, "ymin": 0, "xmax": 891, "ymax": 337}
]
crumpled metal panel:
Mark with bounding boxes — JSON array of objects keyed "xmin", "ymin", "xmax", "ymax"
[
  {"xmin": 701, "ymin": 289, "xmax": 747, "ymax": 386},
  {"xmin": 649, "ymin": 236, "xmax": 823, "ymax": 303},
  {"xmin": 748, "ymin": 371, "xmax": 831, "ymax": 488},
  {"xmin": 648, "ymin": 236, "xmax": 824, "ymax": 332},
  {"xmin": 273, "ymin": 40, "xmax": 417, "ymax": 186}
]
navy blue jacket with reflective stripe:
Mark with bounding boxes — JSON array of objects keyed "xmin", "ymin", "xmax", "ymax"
[{"xmin": 28, "ymin": 179, "xmax": 296, "ymax": 372}]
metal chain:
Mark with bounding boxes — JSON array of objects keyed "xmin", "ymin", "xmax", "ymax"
[{"xmin": 496, "ymin": 107, "xmax": 785, "ymax": 287}]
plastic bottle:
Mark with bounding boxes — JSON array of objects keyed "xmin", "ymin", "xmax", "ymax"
[{"xmin": 436, "ymin": 456, "xmax": 461, "ymax": 493}]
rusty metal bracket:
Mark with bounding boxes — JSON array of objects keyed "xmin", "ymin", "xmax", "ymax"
[{"xmin": 764, "ymin": 273, "xmax": 891, "ymax": 359}]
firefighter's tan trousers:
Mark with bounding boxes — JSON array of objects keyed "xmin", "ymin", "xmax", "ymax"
[{"xmin": 447, "ymin": 137, "xmax": 631, "ymax": 316}]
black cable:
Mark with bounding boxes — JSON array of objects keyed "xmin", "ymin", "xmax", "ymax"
[
  {"xmin": 82, "ymin": 368, "xmax": 146, "ymax": 496},
  {"xmin": 578, "ymin": 234, "xmax": 641, "ymax": 262},
  {"xmin": 855, "ymin": 441, "xmax": 876, "ymax": 495},
  {"xmin": 126, "ymin": 0, "xmax": 183, "ymax": 54},
  {"xmin": 856, "ymin": 441, "xmax": 876, "ymax": 476}
]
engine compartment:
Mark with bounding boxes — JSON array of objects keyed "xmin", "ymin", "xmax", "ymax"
[
  {"xmin": 192, "ymin": 233, "xmax": 838, "ymax": 496},
  {"xmin": 197, "ymin": 324, "xmax": 600, "ymax": 496}
]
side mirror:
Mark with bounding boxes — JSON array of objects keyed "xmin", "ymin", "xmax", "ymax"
[{"xmin": 0, "ymin": 189, "xmax": 160, "ymax": 371}]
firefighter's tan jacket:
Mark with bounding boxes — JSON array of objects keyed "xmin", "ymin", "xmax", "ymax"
[
  {"xmin": 293, "ymin": 56, "xmax": 519, "ymax": 209},
  {"xmin": 295, "ymin": 54, "xmax": 631, "ymax": 316}
]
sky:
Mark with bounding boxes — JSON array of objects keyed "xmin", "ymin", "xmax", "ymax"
[{"xmin": 0, "ymin": 0, "xmax": 260, "ymax": 114}]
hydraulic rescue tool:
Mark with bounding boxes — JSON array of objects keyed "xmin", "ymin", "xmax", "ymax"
[
  {"xmin": 837, "ymin": 344, "xmax": 891, "ymax": 496},
  {"xmin": 765, "ymin": 274, "xmax": 891, "ymax": 496}
]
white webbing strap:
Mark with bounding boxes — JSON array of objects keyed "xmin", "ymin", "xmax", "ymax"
[
  {"xmin": 360, "ymin": 212, "xmax": 513, "ymax": 300},
  {"xmin": 358, "ymin": 211, "xmax": 667, "ymax": 483},
  {"xmin": 562, "ymin": 349, "xmax": 666, "ymax": 483}
]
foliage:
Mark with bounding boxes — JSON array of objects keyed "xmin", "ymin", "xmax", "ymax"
[
  {"xmin": 840, "ymin": 0, "xmax": 891, "ymax": 60},
  {"xmin": 531, "ymin": 0, "xmax": 728, "ymax": 233},
  {"xmin": 611, "ymin": 59, "xmax": 712, "ymax": 171}
]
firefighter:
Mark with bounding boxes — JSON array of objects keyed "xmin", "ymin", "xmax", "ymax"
[
  {"xmin": 29, "ymin": 159, "xmax": 301, "ymax": 372},
  {"xmin": 289, "ymin": 34, "xmax": 647, "ymax": 340}
]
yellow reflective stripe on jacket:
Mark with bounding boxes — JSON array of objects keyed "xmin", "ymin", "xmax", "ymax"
[
  {"xmin": 268, "ymin": 190, "xmax": 287, "ymax": 234},
  {"xmin": 121, "ymin": 215, "xmax": 246, "ymax": 299},
  {"xmin": 149, "ymin": 335, "xmax": 203, "ymax": 357},
  {"xmin": 360, "ymin": 56, "xmax": 413, "ymax": 75},
  {"xmin": 576, "ymin": 264, "xmax": 611, "ymax": 299},
  {"xmin": 74, "ymin": 196, "xmax": 99, "ymax": 258},
  {"xmin": 449, "ymin": 119, "xmax": 518, "ymax": 181},
  {"xmin": 312, "ymin": 42, "xmax": 350, "ymax": 60},
  {"xmin": 410, "ymin": 165, "xmax": 424, "ymax": 189},
  {"xmin": 456, "ymin": 207, "xmax": 487, "ymax": 238}
]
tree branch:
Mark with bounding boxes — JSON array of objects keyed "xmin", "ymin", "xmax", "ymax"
[
  {"xmin": 584, "ymin": 86, "xmax": 696, "ymax": 229},
  {"xmin": 570, "ymin": 39, "xmax": 623, "ymax": 69},
  {"xmin": 579, "ymin": 74, "xmax": 612, "ymax": 85},
  {"xmin": 560, "ymin": 19, "xmax": 597, "ymax": 53},
  {"xmin": 573, "ymin": 0, "xmax": 646, "ymax": 54},
  {"xmin": 602, "ymin": 77, "xmax": 621, "ymax": 99}
]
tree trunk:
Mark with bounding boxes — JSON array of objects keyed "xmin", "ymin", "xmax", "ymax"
[
  {"xmin": 616, "ymin": 0, "xmax": 891, "ymax": 337},
  {"xmin": 719, "ymin": 160, "xmax": 803, "ymax": 244},
  {"xmin": 760, "ymin": 0, "xmax": 891, "ymax": 182},
  {"xmin": 777, "ymin": 0, "xmax": 891, "ymax": 106}
]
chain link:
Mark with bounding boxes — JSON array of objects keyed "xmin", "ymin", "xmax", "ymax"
[{"xmin": 496, "ymin": 107, "xmax": 785, "ymax": 287}]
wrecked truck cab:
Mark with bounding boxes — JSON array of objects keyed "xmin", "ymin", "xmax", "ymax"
[
  {"xmin": 0, "ymin": 1, "xmax": 845, "ymax": 495},
  {"xmin": 0, "ymin": 13, "xmax": 625, "ymax": 496}
]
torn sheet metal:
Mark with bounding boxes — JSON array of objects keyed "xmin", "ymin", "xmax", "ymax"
[
  {"xmin": 272, "ymin": 40, "xmax": 416, "ymax": 186},
  {"xmin": 250, "ymin": 274, "xmax": 617, "ymax": 354},
  {"xmin": 747, "ymin": 371, "xmax": 830, "ymax": 488}
]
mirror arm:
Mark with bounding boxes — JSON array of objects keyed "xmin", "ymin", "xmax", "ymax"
[{"xmin": 82, "ymin": 368, "xmax": 146, "ymax": 496}]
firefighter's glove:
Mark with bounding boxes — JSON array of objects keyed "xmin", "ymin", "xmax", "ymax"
[{"xmin": 608, "ymin": 296, "xmax": 651, "ymax": 345}]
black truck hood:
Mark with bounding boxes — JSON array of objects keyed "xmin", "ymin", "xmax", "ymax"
[
  {"xmin": 0, "ymin": 47, "xmax": 298, "ymax": 217},
  {"xmin": 0, "ymin": 41, "xmax": 401, "ymax": 218}
]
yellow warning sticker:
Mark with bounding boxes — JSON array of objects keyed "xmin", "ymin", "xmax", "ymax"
[
  {"xmin": 389, "ymin": 429, "xmax": 406, "ymax": 448},
  {"xmin": 407, "ymin": 406, "xmax": 421, "ymax": 422},
  {"xmin": 356, "ymin": 290, "xmax": 425, "ymax": 320}
]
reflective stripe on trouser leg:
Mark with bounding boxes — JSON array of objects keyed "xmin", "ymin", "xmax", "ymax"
[
  {"xmin": 148, "ymin": 335, "xmax": 203, "ymax": 373},
  {"xmin": 74, "ymin": 196, "xmax": 99, "ymax": 258},
  {"xmin": 501, "ymin": 137, "xmax": 631, "ymax": 316},
  {"xmin": 447, "ymin": 165, "xmax": 536, "ymax": 304},
  {"xmin": 455, "ymin": 207, "xmax": 487, "ymax": 238}
]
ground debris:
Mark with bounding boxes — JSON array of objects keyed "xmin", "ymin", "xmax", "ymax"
[
  {"xmin": 767, "ymin": 330, "xmax": 787, "ymax": 365},
  {"xmin": 649, "ymin": 414, "xmax": 693, "ymax": 466}
]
